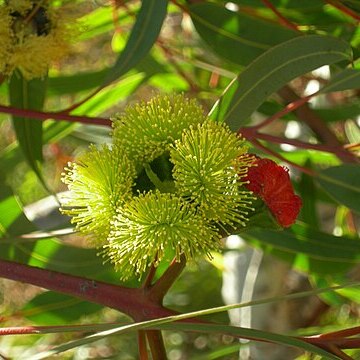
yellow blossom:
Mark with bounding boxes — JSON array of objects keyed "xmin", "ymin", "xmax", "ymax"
[{"xmin": 0, "ymin": 0, "xmax": 81, "ymax": 79}]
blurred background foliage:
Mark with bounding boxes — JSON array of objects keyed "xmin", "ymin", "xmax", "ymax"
[{"xmin": 0, "ymin": 0, "xmax": 359, "ymax": 359}]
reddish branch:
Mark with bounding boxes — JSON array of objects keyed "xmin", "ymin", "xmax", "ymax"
[
  {"xmin": 147, "ymin": 255, "xmax": 187, "ymax": 304},
  {"xmin": 241, "ymin": 129, "xmax": 352, "ymax": 156},
  {"xmin": 277, "ymin": 86, "xmax": 353, "ymax": 152},
  {"xmin": 240, "ymin": 85, "xmax": 359, "ymax": 165},
  {"xmin": 260, "ymin": 0, "xmax": 300, "ymax": 31},
  {"xmin": 1, "ymin": 257, "xmax": 360, "ymax": 359},
  {"xmin": 0, "ymin": 259, "xmax": 172, "ymax": 322},
  {"xmin": 0, "ymin": 104, "xmax": 111, "ymax": 127},
  {"xmin": 138, "ymin": 330, "xmax": 149, "ymax": 360},
  {"xmin": 324, "ymin": 0, "xmax": 360, "ymax": 22}
]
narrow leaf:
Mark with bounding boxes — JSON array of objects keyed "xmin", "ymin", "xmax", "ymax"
[
  {"xmin": 104, "ymin": 0, "xmax": 168, "ymax": 84},
  {"xmin": 242, "ymin": 222, "xmax": 360, "ymax": 274},
  {"xmin": 29, "ymin": 302, "xmax": 340, "ymax": 360},
  {"xmin": 8, "ymin": 72, "xmax": 50, "ymax": 191},
  {"xmin": 22, "ymin": 292, "xmax": 101, "ymax": 325},
  {"xmin": 319, "ymin": 68, "xmax": 360, "ymax": 93},
  {"xmin": 9, "ymin": 73, "xmax": 46, "ymax": 164},
  {"xmin": 190, "ymin": 2, "xmax": 298, "ymax": 66},
  {"xmin": 209, "ymin": 35, "xmax": 352, "ymax": 130},
  {"xmin": 318, "ymin": 164, "xmax": 360, "ymax": 213}
]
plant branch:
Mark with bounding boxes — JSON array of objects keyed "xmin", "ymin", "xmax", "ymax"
[
  {"xmin": 148, "ymin": 255, "xmax": 187, "ymax": 304},
  {"xmin": 138, "ymin": 330, "xmax": 149, "ymax": 360},
  {"xmin": 142, "ymin": 261, "xmax": 158, "ymax": 290},
  {"xmin": 316, "ymin": 326, "xmax": 360, "ymax": 340},
  {"xmin": 246, "ymin": 138, "xmax": 315, "ymax": 176},
  {"xmin": 260, "ymin": 0, "xmax": 300, "ymax": 31},
  {"xmin": 0, "ymin": 259, "xmax": 172, "ymax": 322},
  {"xmin": 146, "ymin": 330, "xmax": 167, "ymax": 360},
  {"xmin": 324, "ymin": 0, "xmax": 360, "ymax": 22},
  {"xmin": 250, "ymin": 93, "xmax": 315, "ymax": 131},
  {"xmin": 241, "ymin": 128, "xmax": 351, "ymax": 156},
  {"xmin": 0, "ymin": 104, "xmax": 111, "ymax": 127},
  {"xmin": 277, "ymin": 86, "xmax": 358, "ymax": 163}
]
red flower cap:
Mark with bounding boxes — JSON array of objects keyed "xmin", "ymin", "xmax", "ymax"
[{"xmin": 244, "ymin": 157, "xmax": 302, "ymax": 227}]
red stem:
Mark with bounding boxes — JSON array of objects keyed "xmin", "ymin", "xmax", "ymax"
[
  {"xmin": 146, "ymin": 330, "xmax": 167, "ymax": 360},
  {"xmin": 142, "ymin": 262, "xmax": 158, "ymax": 290},
  {"xmin": 0, "ymin": 104, "xmax": 111, "ymax": 127},
  {"xmin": 277, "ymin": 86, "xmax": 358, "ymax": 164},
  {"xmin": 247, "ymin": 138, "xmax": 315, "ymax": 176},
  {"xmin": 0, "ymin": 259, "xmax": 172, "ymax": 322},
  {"xmin": 148, "ymin": 255, "xmax": 187, "ymax": 304},
  {"xmin": 304, "ymin": 336, "xmax": 360, "ymax": 350},
  {"xmin": 61, "ymin": 86, "xmax": 106, "ymax": 114},
  {"xmin": 324, "ymin": 0, "xmax": 360, "ymax": 22},
  {"xmin": 138, "ymin": 330, "xmax": 149, "ymax": 360},
  {"xmin": 241, "ymin": 128, "xmax": 352, "ymax": 157},
  {"xmin": 250, "ymin": 93, "xmax": 315, "ymax": 131},
  {"xmin": 260, "ymin": 0, "xmax": 300, "ymax": 31}
]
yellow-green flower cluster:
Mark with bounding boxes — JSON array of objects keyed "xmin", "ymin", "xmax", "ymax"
[
  {"xmin": 112, "ymin": 94, "xmax": 208, "ymax": 167},
  {"xmin": 105, "ymin": 191, "xmax": 219, "ymax": 280},
  {"xmin": 0, "ymin": 0, "xmax": 80, "ymax": 79},
  {"xmin": 170, "ymin": 121, "xmax": 253, "ymax": 227},
  {"xmin": 62, "ymin": 94, "xmax": 254, "ymax": 280},
  {"xmin": 61, "ymin": 145, "xmax": 136, "ymax": 245}
]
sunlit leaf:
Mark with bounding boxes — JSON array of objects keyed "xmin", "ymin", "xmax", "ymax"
[
  {"xmin": 209, "ymin": 35, "xmax": 352, "ymax": 130},
  {"xmin": 29, "ymin": 304, "xmax": 340, "ymax": 360},
  {"xmin": 22, "ymin": 292, "xmax": 102, "ymax": 325},
  {"xmin": 8, "ymin": 73, "xmax": 49, "ymax": 191},
  {"xmin": 190, "ymin": 2, "xmax": 298, "ymax": 66},
  {"xmin": 104, "ymin": 0, "xmax": 168, "ymax": 84}
]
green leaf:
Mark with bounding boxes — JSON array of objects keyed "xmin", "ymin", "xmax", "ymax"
[
  {"xmin": 104, "ymin": 0, "xmax": 168, "ymax": 84},
  {"xmin": 73, "ymin": 72, "xmax": 146, "ymax": 117},
  {"xmin": 319, "ymin": 68, "xmax": 360, "ymax": 93},
  {"xmin": 79, "ymin": 6, "xmax": 120, "ymax": 40},
  {"xmin": 158, "ymin": 323, "xmax": 339, "ymax": 360},
  {"xmin": 190, "ymin": 3, "xmax": 298, "ymax": 66},
  {"xmin": 315, "ymin": 102, "xmax": 360, "ymax": 123},
  {"xmin": 242, "ymin": 222, "xmax": 360, "ymax": 274},
  {"xmin": 209, "ymin": 35, "xmax": 352, "ymax": 130},
  {"xmin": 318, "ymin": 164, "xmax": 360, "ymax": 213},
  {"xmin": 230, "ymin": 0, "xmax": 324, "ymax": 9},
  {"xmin": 29, "ymin": 305, "xmax": 340, "ymax": 360},
  {"xmin": 47, "ymin": 55, "xmax": 166, "ymax": 96},
  {"xmin": 22, "ymin": 292, "xmax": 102, "ymax": 325},
  {"xmin": 298, "ymin": 161, "xmax": 319, "ymax": 228},
  {"xmin": 47, "ymin": 69, "xmax": 109, "ymax": 95},
  {"xmin": 9, "ymin": 72, "xmax": 46, "ymax": 165},
  {"xmin": 8, "ymin": 73, "xmax": 53, "ymax": 195},
  {"xmin": 0, "ymin": 183, "xmax": 34, "ymax": 238},
  {"xmin": 345, "ymin": 120, "xmax": 360, "ymax": 144}
]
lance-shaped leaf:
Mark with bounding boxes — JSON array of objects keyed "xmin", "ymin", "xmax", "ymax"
[
  {"xmin": 319, "ymin": 68, "xmax": 360, "ymax": 93},
  {"xmin": 103, "ymin": 0, "xmax": 168, "ymax": 84},
  {"xmin": 9, "ymin": 73, "xmax": 47, "ymax": 183},
  {"xmin": 318, "ymin": 164, "xmax": 360, "ymax": 214},
  {"xmin": 190, "ymin": 2, "xmax": 298, "ymax": 66},
  {"xmin": 209, "ymin": 35, "xmax": 352, "ymax": 130}
]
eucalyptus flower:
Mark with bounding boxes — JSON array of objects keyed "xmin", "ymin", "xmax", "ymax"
[
  {"xmin": 104, "ymin": 191, "xmax": 220, "ymax": 280},
  {"xmin": 0, "ymin": 7, "xmax": 12, "ymax": 74},
  {"xmin": 61, "ymin": 94, "xmax": 257, "ymax": 280},
  {"xmin": 112, "ymin": 94, "xmax": 207, "ymax": 167},
  {"xmin": 244, "ymin": 156, "xmax": 302, "ymax": 227},
  {"xmin": 61, "ymin": 145, "xmax": 136, "ymax": 245},
  {"xmin": 170, "ymin": 121, "xmax": 254, "ymax": 228},
  {"xmin": 0, "ymin": 0, "xmax": 81, "ymax": 79}
]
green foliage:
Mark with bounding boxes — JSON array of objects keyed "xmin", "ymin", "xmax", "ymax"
[{"xmin": 0, "ymin": 0, "xmax": 359, "ymax": 359}]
